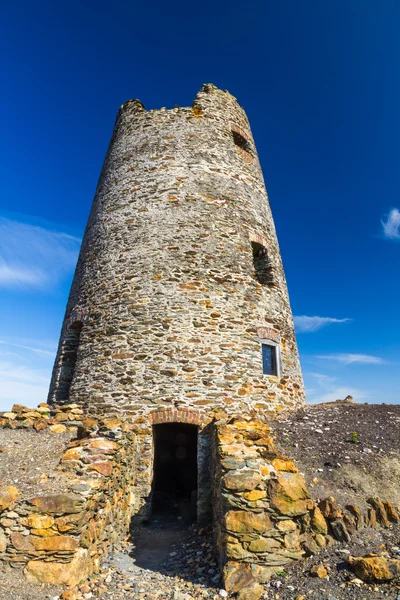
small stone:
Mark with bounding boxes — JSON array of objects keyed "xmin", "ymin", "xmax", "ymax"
[
  {"xmin": 87, "ymin": 461, "xmax": 113, "ymax": 476},
  {"xmin": 172, "ymin": 592, "xmax": 193, "ymax": 600},
  {"xmin": 222, "ymin": 469, "xmax": 262, "ymax": 491},
  {"xmin": 310, "ymin": 564, "xmax": 328, "ymax": 578},
  {"xmin": 11, "ymin": 532, "xmax": 34, "ymax": 551},
  {"xmin": 61, "ymin": 590, "xmax": 78, "ymax": 600},
  {"xmin": 0, "ymin": 486, "xmax": 19, "ymax": 511},
  {"xmin": 27, "ymin": 514, "xmax": 55, "ymax": 529},
  {"xmin": 367, "ymin": 497, "xmax": 390, "ymax": 527},
  {"xmin": 224, "ymin": 510, "xmax": 272, "ymax": 533},
  {"xmin": 311, "ymin": 506, "xmax": 328, "ymax": 535},
  {"xmin": 49, "ymin": 424, "xmax": 67, "ymax": 433},
  {"xmin": 31, "ymin": 535, "xmax": 79, "ymax": 551},
  {"xmin": 236, "ymin": 583, "xmax": 264, "ymax": 600},
  {"xmin": 268, "ymin": 473, "xmax": 310, "ymax": 516},
  {"xmin": 248, "ymin": 538, "xmax": 281, "ymax": 553},
  {"xmin": 271, "ymin": 457, "xmax": 298, "ymax": 472},
  {"xmin": 276, "ymin": 519, "xmax": 297, "ymax": 532},
  {"xmin": 348, "ymin": 555, "xmax": 400, "ymax": 581},
  {"xmin": 28, "ymin": 494, "xmax": 83, "ymax": 514},
  {"xmin": 318, "ymin": 497, "xmax": 342, "ymax": 520},
  {"xmin": 330, "ymin": 518, "xmax": 351, "ymax": 542}
]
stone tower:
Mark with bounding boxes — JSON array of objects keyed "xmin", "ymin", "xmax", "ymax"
[{"xmin": 48, "ymin": 84, "xmax": 305, "ymax": 518}]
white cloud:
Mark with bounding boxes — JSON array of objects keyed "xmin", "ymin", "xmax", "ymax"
[
  {"xmin": 0, "ymin": 338, "xmax": 56, "ymax": 411},
  {"xmin": 382, "ymin": 208, "xmax": 400, "ymax": 240},
  {"xmin": 308, "ymin": 386, "xmax": 368, "ymax": 404},
  {"xmin": 317, "ymin": 353, "xmax": 384, "ymax": 365},
  {"xmin": 0, "ymin": 361, "xmax": 51, "ymax": 411},
  {"xmin": 305, "ymin": 372, "xmax": 369, "ymax": 404},
  {"xmin": 294, "ymin": 315, "xmax": 351, "ymax": 333},
  {"xmin": 0, "ymin": 217, "xmax": 81, "ymax": 289}
]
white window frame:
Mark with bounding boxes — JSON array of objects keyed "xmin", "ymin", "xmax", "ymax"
[{"xmin": 260, "ymin": 338, "xmax": 282, "ymax": 378}]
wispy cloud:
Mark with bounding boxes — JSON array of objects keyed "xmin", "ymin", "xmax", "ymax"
[
  {"xmin": 382, "ymin": 208, "xmax": 400, "ymax": 240},
  {"xmin": 0, "ymin": 216, "xmax": 81, "ymax": 289},
  {"xmin": 309, "ymin": 372, "xmax": 336, "ymax": 384},
  {"xmin": 294, "ymin": 315, "xmax": 351, "ymax": 333},
  {"xmin": 305, "ymin": 372, "xmax": 369, "ymax": 404},
  {"xmin": 0, "ymin": 361, "xmax": 51, "ymax": 410},
  {"xmin": 317, "ymin": 353, "xmax": 385, "ymax": 365},
  {"xmin": 308, "ymin": 386, "xmax": 369, "ymax": 404},
  {"xmin": 0, "ymin": 338, "xmax": 56, "ymax": 411},
  {"xmin": 0, "ymin": 339, "xmax": 56, "ymax": 358}
]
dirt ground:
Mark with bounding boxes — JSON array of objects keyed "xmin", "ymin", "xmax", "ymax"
[
  {"xmin": 272, "ymin": 401, "xmax": 400, "ymax": 509},
  {"xmin": 0, "ymin": 428, "xmax": 74, "ymax": 498}
]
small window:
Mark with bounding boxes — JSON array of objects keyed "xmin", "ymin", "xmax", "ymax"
[
  {"xmin": 262, "ymin": 343, "xmax": 279, "ymax": 376},
  {"xmin": 232, "ymin": 130, "xmax": 252, "ymax": 155},
  {"xmin": 251, "ymin": 242, "xmax": 273, "ymax": 286}
]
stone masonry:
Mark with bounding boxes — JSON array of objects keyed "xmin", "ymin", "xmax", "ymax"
[
  {"xmin": 48, "ymin": 83, "xmax": 305, "ymax": 416},
  {"xmin": 47, "ymin": 84, "xmax": 306, "ymax": 520}
]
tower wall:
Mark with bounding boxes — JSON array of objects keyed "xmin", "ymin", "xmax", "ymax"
[{"xmin": 48, "ymin": 84, "xmax": 305, "ymax": 418}]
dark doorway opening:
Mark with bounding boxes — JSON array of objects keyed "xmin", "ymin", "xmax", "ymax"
[{"xmin": 152, "ymin": 423, "xmax": 198, "ymax": 522}]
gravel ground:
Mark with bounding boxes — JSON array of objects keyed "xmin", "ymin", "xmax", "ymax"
[
  {"xmin": 0, "ymin": 428, "xmax": 74, "ymax": 498},
  {"xmin": 0, "ymin": 562, "xmax": 62, "ymax": 600},
  {"xmin": 273, "ymin": 402, "xmax": 400, "ymax": 508},
  {"xmin": 264, "ymin": 525, "xmax": 400, "ymax": 600},
  {"xmin": 1, "ymin": 402, "xmax": 400, "ymax": 599}
]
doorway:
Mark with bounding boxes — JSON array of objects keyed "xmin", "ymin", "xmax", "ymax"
[{"xmin": 152, "ymin": 423, "xmax": 198, "ymax": 522}]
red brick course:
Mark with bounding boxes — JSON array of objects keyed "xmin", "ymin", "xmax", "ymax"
[{"xmin": 149, "ymin": 408, "xmax": 204, "ymax": 426}]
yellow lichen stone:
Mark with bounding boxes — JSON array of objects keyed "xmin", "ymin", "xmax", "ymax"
[
  {"xmin": 24, "ymin": 548, "xmax": 92, "ymax": 586},
  {"xmin": 243, "ymin": 490, "xmax": 266, "ymax": 501},
  {"xmin": 49, "ymin": 424, "xmax": 67, "ymax": 433},
  {"xmin": 272, "ymin": 458, "xmax": 298, "ymax": 472},
  {"xmin": 27, "ymin": 514, "xmax": 55, "ymax": 529},
  {"xmin": 0, "ymin": 486, "xmax": 19, "ymax": 511}
]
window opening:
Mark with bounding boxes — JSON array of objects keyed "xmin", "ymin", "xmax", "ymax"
[
  {"xmin": 58, "ymin": 321, "xmax": 82, "ymax": 402},
  {"xmin": 251, "ymin": 242, "xmax": 273, "ymax": 285},
  {"xmin": 152, "ymin": 423, "xmax": 198, "ymax": 522},
  {"xmin": 262, "ymin": 343, "xmax": 279, "ymax": 376},
  {"xmin": 232, "ymin": 130, "xmax": 252, "ymax": 155}
]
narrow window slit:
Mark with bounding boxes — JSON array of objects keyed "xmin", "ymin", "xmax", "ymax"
[
  {"xmin": 232, "ymin": 130, "xmax": 252, "ymax": 155},
  {"xmin": 251, "ymin": 241, "xmax": 274, "ymax": 285},
  {"xmin": 58, "ymin": 321, "xmax": 83, "ymax": 402}
]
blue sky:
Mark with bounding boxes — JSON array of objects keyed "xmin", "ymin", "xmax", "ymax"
[{"xmin": 1, "ymin": 1, "xmax": 399, "ymax": 410}]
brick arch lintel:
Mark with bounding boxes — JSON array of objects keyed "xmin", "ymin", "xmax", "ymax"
[
  {"xmin": 149, "ymin": 408, "xmax": 205, "ymax": 427},
  {"xmin": 249, "ymin": 232, "xmax": 268, "ymax": 247}
]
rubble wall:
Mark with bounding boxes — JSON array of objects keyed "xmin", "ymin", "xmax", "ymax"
[
  {"xmin": 0, "ymin": 404, "xmax": 139, "ymax": 587},
  {"xmin": 212, "ymin": 417, "xmax": 324, "ymax": 594}
]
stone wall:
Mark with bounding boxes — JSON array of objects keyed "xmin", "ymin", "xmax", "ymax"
[
  {"xmin": 210, "ymin": 416, "xmax": 400, "ymax": 599},
  {"xmin": 0, "ymin": 404, "xmax": 138, "ymax": 587},
  {"xmin": 212, "ymin": 416, "xmax": 320, "ymax": 598},
  {"xmin": 48, "ymin": 83, "xmax": 305, "ymax": 420},
  {"xmin": 1, "ymin": 406, "xmax": 400, "ymax": 594}
]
